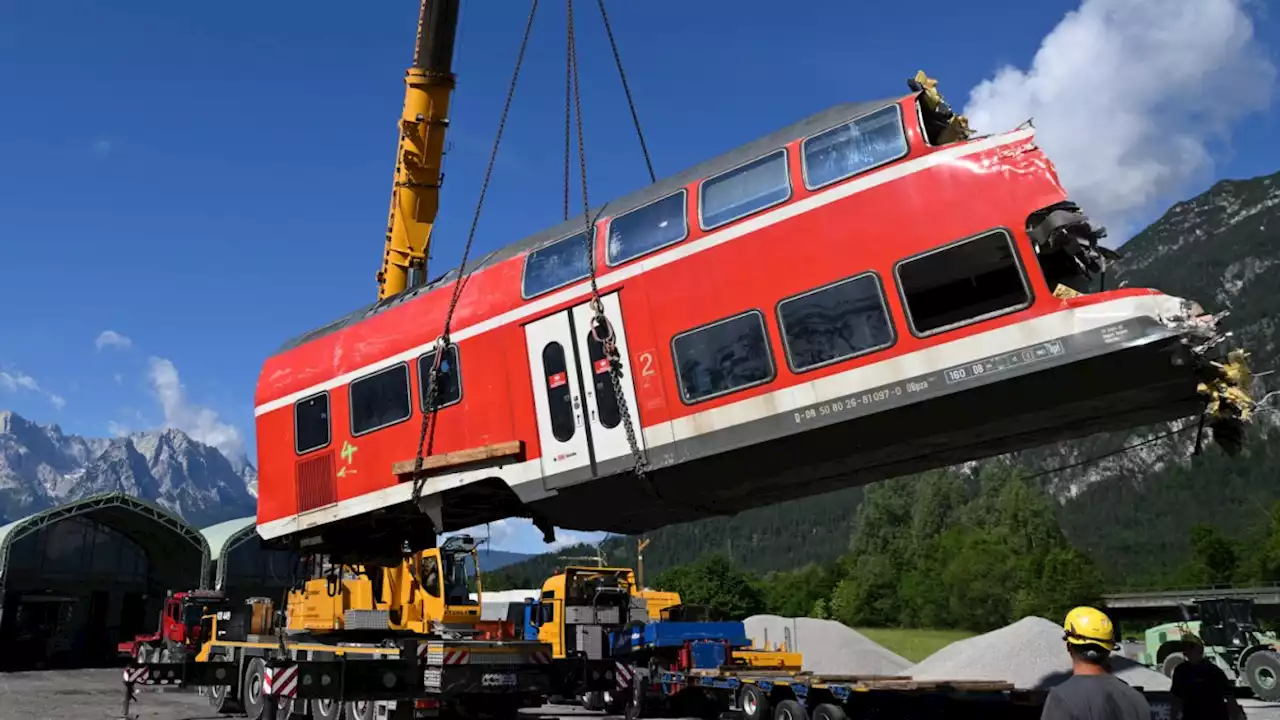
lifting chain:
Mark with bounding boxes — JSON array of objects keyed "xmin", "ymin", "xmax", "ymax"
[
  {"xmin": 410, "ymin": 0, "xmax": 540, "ymax": 511},
  {"xmin": 565, "ymin": 0, "xmax": 661, "ymax": 501}
]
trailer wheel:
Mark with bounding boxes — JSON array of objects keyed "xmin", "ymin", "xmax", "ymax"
[
  {"xmin": 774, "ymin": 699, "xmax": 808, "ymax": 720},
  {"xmin": 208, "ymin": 652, "xmax": 245, "ymax": 715},
  {"xmin": 624, "ymin": 687, "xmax": 644, "ymax": 720},
  {"xmin": 1246, "ymin": 650, "xmax": 1280, "ymax": 701},
  {"xmin": 605, "ymin": 691, "xmax": 627, "ymax": 715},
  {"xmin": 344, "ymin": 699, "xmax": 374, "ymax": 720},
  {"xmin": 739, "ymin": 685, "xmax": 770, "ymax": 720},
  {"xmin": 243, "ymin": 657, "xmax": 267, "ymax": 720},
  {"xmin": 311, "ymin": 698, "xmax": 340, "ymax": 720},
  {"xmin": 812, "ymin": 704, "xmax": 846, "ymax": 720},
  {"xmin": 1161, "ymin": 652, "xmax": 1186, "ymax": 678}
]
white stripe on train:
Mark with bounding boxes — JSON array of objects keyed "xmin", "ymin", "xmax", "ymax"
[
  {"xmin": 253, "ymin": 126, "xmax": 1039, "ymax": 417},
  {"xmin": 256, "ymin": 293, "xmax": 1185, "ymax": 541}
]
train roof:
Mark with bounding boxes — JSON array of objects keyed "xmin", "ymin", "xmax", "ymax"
[{"xmin": 276, "ymin": 95, "xmax": 905, "ymax": 355}]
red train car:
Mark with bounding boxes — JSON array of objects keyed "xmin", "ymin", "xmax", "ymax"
[{"xmin": 253, "ymin": 87, "xmax": 1238, "ymax": 557}]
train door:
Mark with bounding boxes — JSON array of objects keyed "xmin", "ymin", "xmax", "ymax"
[{"xmin": 523, "ymin": 291, "xmax": 646, "ymax": 487}]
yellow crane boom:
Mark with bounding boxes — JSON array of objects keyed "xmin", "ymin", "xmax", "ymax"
[{"xmin": 376, "ymin": 0, "xmax": 461, "ymax": 300}]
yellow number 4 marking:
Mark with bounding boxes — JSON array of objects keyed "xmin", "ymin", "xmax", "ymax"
[{"xmin": 340, "ymin": 441, "xmax": 359, "ymax": 465}]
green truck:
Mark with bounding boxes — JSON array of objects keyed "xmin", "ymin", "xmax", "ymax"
[{"xmin": 1140, "ymin": 597, "xmax": 1280, "ymax": 700}]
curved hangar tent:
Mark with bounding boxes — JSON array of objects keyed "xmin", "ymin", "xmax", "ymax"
[
  {"xmin": 201, "ymin": 515, "xmax": 295, "ymax": 602},
  {"xmin": 0, "ymin": 493, "xmax": 209, "ymax": 671}
]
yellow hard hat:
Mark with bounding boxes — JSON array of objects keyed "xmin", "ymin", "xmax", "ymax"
[{"xmin": 1063, "ymin": 606, "xmax": 1117, "ymax": 652}]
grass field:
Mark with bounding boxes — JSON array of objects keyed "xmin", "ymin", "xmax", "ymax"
[{"xmin": 855, "ymin": 627, "xmax": 977, "ymax": 663}]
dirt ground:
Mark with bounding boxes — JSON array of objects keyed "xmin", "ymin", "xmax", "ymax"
[{"xmin": 3, "ymin": 668, "xmax": 1280, "ymax": 720}]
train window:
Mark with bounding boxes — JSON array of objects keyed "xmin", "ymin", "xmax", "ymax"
[
  {"xmin": 896, "ymin": 229, "xmax": 1032, "ymax": 336},
  {"xmin": 541, "ymin": 342, "xmax": 576, "ymax": 442},
  {"xmin": 802, "ymin": 105, "xmax": 909, "ymax": 191},
  {"xmin": 523, "ymin": 231, "xmax": 592, "ymax": 299},
  {"xmin": 583, "ymin": 316, "xmax": 622, "ymax": 429},
  {"xmin": 699, "ymin": 149, "xmax": 791, "ymax": 230},
  {"xmin": 606, "ymin": 191, "xmax": 688, "ymax": 267},
  {"xmin": 777, "ymin": 273, "xmax": 895, "ymax": 372},
  {"xmin": 418, "ymin": 344, "xmax": 462, "ymax": 412},
  {"xmin": 294, "ymin": 392, "xmax": 330, "ymax": 454},
  {"xmin": 671, "ymin": 310, "xmax": 775, "ymax": 404},
  {"xmin": 349, "ymin": 363, "xmax": 412, "ymax": 436}
]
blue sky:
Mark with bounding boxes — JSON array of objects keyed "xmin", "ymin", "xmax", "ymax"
[{"xmin": 2, "ymin": 0, "xmax": 1277, "ymax": 552}]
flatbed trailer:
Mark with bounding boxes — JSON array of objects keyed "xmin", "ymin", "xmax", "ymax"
[
  {"xmin": 622, "ymin": 666, "xmax": 1179, "ymax": 720},
  {"xmin": 609, "ymin": 620, "xmax": 1179, "ymax": 720},
  {"xmin": 121, "ymin": 634, "xmax": 552, "ymax": 720}
]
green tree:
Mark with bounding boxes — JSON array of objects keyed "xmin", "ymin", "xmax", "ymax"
[{"xmin": 651, "ymin": 553, "xmax": 766, "ymax": 620}]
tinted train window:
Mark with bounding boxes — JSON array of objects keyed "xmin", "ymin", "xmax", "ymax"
[
  {"xmin": 584, "ymin": 315, "xmax": 621, "ymax": 429},
  {"xmin": 607, "ymin": 192, "xmax": 688, "ymax": 266},
  {"xmin": 349, "ymin": 363, "xmax": 412, "ymax": 436},
  {"xmin": 700, "ymin": 150, "xmax": 791, "ymax": 230},
  {"xmin": 897, "ymin": 230, "xmax": 1031, "ymax": 336},
  {"xmin": 542, "ymin": 342, "xmax": 576, "ymax": 442},
  {"xmin": 672, "ymin": 311, "xmax": 774, "ymax": 404},
  {"xmin": 294, "ymin": 392, "xmax": 330, "ymax": 454},
  {"xmin": 523, "ymin": 232, "xmax": 592, "ymax": 298},
  {"xmin": 802, "ymin": 105, "xmax": 908, "ymax": 190},
  {"xmin": 777, "ymin": 274, "xmax": 894, "ymax": 372},
  {"xmin": 418, "ymin": 344, "xmax": 462, "ymax": 411}
]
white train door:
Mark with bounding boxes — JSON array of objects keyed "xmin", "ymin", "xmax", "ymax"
[{"xmin": 523, "ymin": 291, "xmax": 646, "ymax": 486}]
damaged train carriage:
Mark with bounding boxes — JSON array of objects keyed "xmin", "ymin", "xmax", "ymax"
[{"xmin": 251, "ymin": 75, "xmax": 1254, "ymax": 557}]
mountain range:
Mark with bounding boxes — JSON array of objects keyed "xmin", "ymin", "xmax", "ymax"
[
  {"xmin": 489, "ymin": 169, "xmax": 1280, "ymax": 588},
  {"xmin": 0, "ymin": 410, "xmax": 260, "ymax": 528}
]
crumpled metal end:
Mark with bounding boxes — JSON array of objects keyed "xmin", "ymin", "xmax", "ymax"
[
  {"xmin": 1197, "ymin": 348, "xmax": 1256, "ymax": 456},
  {"xmin": 909, "ymin": 70, "xmax": 972, "ymax": 143}
]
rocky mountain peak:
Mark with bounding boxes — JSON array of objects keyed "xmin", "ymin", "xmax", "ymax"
[{"xmin": 0, "ymin": 410, "xmax": 257, "ymax": 527}]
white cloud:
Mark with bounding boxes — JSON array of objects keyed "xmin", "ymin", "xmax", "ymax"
[
  {"xmin": 95, "ymin": 330, "xmax": 133, "ymax": 351},
  {"xmin": 147, "ymin": 356, "xmax": 244, "ymax": 458},
  {"xmin": 0, "ymin": 370, "xmax": 40, "ymax": 392},
  {"xmin": 447, "ymin": 518, "xmax": 607, "ymax": 554},
  {"xmin": 0, "ymin": 369, "xmax": 65, "ymax": 410},
  {"xmin": 962, "ymin": 0, "xmax": 1275, "ymax": 238},
  {"xmin": 107, "ymin": 421, "xmax": 131, "ymax": 437}
]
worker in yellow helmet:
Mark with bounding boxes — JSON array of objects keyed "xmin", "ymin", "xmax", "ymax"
[{"xmin": 1041, "ymin": 607, "xmax": 1151, "ymax": 720}]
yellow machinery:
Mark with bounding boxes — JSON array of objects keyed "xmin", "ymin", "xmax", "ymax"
[
  {"xmin": 286, "ymin": 535, "xmax": 484, "ymax": 634},
  {"xmin": 376, "ymin": 0, "xmax": 459, "ymax": 299}
]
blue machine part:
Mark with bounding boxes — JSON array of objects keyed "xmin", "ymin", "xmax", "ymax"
[
  {"xmin": 628, "ymin": 621, "xmax": 751, "ymax": 649},
  {"xmin": 689, "ymin": 640, "xmax": 729, "ymax": 669}
]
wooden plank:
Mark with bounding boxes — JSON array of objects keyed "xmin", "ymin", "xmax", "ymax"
[{"xmin": 392, "ymin": 441, "xmax": 524, "ymax": 477}]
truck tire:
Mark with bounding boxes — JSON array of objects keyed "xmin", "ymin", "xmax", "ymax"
[
  {"xmin": 344, "ymin": 700, "xmax": 374, "ymax": 720},
  {"xmin": 774, "ymin": 699, "xmax": 809, "ymax": 720},
  {"xmin": 208, "ymin": 653, "xmax": 245, "ymax": 715},
  {"xmin": 812, "ymin": 704, "xmax": 846, "ymax": 720},
  {"xmin": 1161, "ymin": 652, "xmax": 1186, "ymax": 678},
  {"xmin": 605, "ymin": 691, "xmax": 627, "ymax": 715},
  {"xmin": 739, "ymin": 685, "xmax": 770, "ymax": 720},
  {"xmin": 243, "ymin": 657, "xmax": 267, "ymax": 720},
  {"xmin": 1245, "ymin": 650, "xmax": 1280, "ymax": 701},
  {"xmin": 312, "ymin": 698, "xmax": 341, "ymax": 720}
]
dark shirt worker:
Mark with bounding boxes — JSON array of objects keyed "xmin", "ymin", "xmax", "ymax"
[
  {"xmin": 1041, "ymin": 606, "xmax": 1151, "ymax": 720},
  {"xmin": 1170, "ymin": 635, "xmax": 1244, "ymax": 720}
]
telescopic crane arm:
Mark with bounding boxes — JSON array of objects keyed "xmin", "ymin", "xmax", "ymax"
[{"xmin": 376, "ymin": 0, "xmax": 461, "ymax": 300}]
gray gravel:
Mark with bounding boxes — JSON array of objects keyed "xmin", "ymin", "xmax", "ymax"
[
  {"xmin": 908, "ymin": 616, "xmax": 1172, "ymax": 691},
  {"xmin": 743, "ymin": 615, "xmax": 912, "ymax": 676}
]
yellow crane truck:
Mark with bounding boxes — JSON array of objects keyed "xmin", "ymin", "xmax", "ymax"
[{"xmin": 118, "ymin": 3, "xmax": 555, "ymax": 718}]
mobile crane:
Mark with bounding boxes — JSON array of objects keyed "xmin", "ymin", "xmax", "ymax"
[{"xmin": 119, "ymin": 3, "xmax": 554, "ymax": 718}]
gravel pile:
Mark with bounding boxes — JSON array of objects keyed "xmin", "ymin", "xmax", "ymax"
[
  {"xmin": 743, "ymin": 615, "xmax": 913, "ymax": 676},
  {"xmin": 909, "ymin": 616, "xmax": 1171, "ymax": 691}
]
